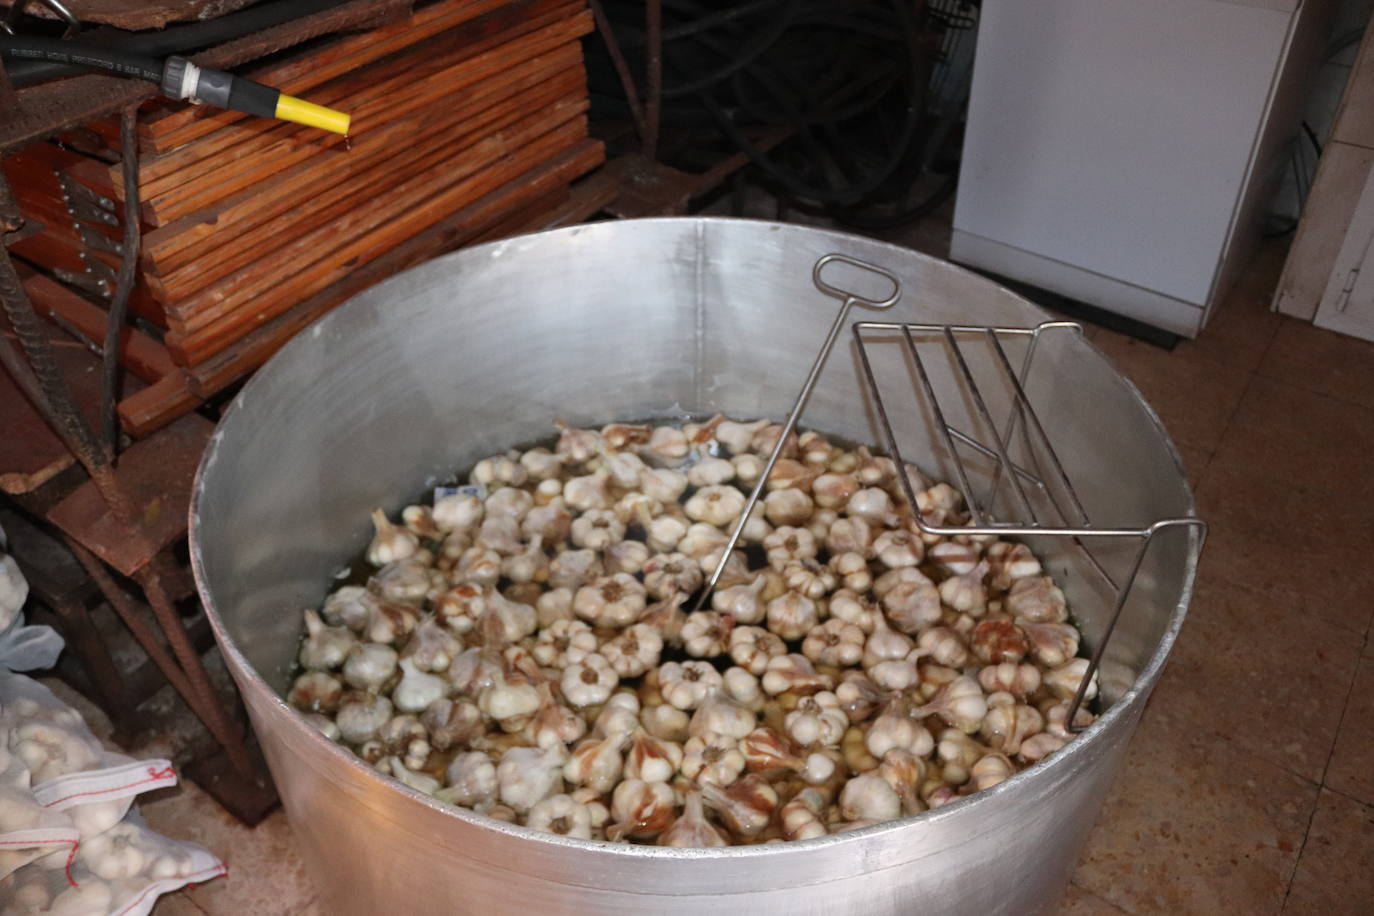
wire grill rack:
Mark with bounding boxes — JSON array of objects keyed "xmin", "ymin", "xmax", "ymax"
[{"xmin": 700, "ymin": 253, "xmax": 1207, "ymax": 731}]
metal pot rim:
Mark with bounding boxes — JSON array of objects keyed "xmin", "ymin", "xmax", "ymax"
[{"xmin": 189, "ymin": 216, "xmax": 1201, "ymax": 860}]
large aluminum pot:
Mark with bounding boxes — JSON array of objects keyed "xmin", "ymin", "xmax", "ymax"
[{"xmin": 190, "ymin": 218, "xmax": 1200, "ymax": 915}]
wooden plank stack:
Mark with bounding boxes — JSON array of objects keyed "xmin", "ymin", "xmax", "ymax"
[{"xmin": 5, "ymin": 0, "xmax": 605, "ymax": 436}]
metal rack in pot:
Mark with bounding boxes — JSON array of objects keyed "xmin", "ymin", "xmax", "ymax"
[{"xmin": 698, "ymin": 253, "xmax": 1207, "ymax": 730}]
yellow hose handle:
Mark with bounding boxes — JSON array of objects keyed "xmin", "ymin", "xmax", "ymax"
[{"xmin": 275, "ymin": 93, "xmax": 351, "ymax": 136}]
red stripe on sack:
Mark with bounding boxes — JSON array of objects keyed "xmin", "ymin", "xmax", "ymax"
[{"xmin": 40, "ymin": 768, "xmax": 177, "ymax": 808}]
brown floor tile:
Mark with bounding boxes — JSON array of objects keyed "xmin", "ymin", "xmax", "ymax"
[
  {"xmin": 1281, "ymin": 789, "xmax": 1374, "ymax": 916},
  {"xmin": 1058, "ymin": 882, "xmax": 1132, "ymax": 914},
  {"xmin": 1146, "ymin": 575, "xmax": 1361, "ymax": 783},
  {"xmin": 1073, "ymin": 704, "xmax": 1319, "ymax": 915},
  {"xmin": 1325, "ymin": 657, "xmax": 1374, "ymax": 806},
  {"xmin": 140, "ymin": 782, "xmax": 317, "ymax": 915},
  {"xmin": 1195, "ymin": 379, "xmax": 1374, "ymax": 636},
  {"xmin": 1084, "ymin": 329, "xmax": 1253, "ymax": 455},
  {"xmin": 1217, "ymin": 376, "xmax": 1374, "ymax": 500},
  {"xmin": 1190, "ymin": 244, "xmax": 1287, "ymax": 373},
  {"xmin": 1260, "ymin": 318, "xmax": 1374, "ymax": 413}
]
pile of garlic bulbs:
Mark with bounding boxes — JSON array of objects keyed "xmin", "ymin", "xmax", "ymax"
[{"xmin": 287, "ymin": 417, "xmax": 1097, "ymax": 845}]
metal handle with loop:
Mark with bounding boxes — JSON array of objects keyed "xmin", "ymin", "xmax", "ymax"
[{"xmin": 694, "ymin": 253, "xmax": 903, "ymax": 611}]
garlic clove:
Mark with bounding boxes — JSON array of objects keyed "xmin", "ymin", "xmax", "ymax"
[
  {"xmin": 700, "ymin": 773, "xmax": 779, "ymax": 838},
  {"xmin": 394, "ymin": 659, "xmax": 449, "ymax": 713}
]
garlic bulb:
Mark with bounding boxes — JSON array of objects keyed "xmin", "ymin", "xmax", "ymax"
[
  {"xmin": 593, "ymin": 692, "xmax": 643, "ymax": 739},
  {"xmin": 803, "ymin": 618, "xmax": 865, "ymax": 667},
  {"xmin": 846, "ymin": 488, "xmax": 897, "ymax": 526},
  {"xmin": 479, "ymin": 673, "xmax": 542, "ymax": 731},
  {"xmin": 912, "ymin": 676, "xmax": 987, "ymax": 734},
  {"xmin": 873, "ymin": 529, "xmax": 923, "ymax": 569},
  {"xmin": 936, "ymin": 728, "xmax": 988, "ymax": 785},
  {"xmin": 761, "ymin": 653, "xmax": 832, "ymax": 696},
  {"xmin": 433, "ymin": 493, "xmax": 484, "ymax": 534},
  {"xmin": 716, "ymin": 418, "xmax": 768, "ymax": 453},
  {"xmin": 812, "ymin": 472, "xmax": 860, "ymax": 509},
  {"xmin": 681, "ymin": 611, "xmax": 735, "ymax": 658},
  {"xmin": 689, "ymin": 689, "xmax": 756, "ymax": 740},
  {"xmin": 968, "ymin": 752, "xmax": 1015, "ymax": 791},
  {"xmin": 712, "ymin": 575, "xmax": 768, "ymax": 624},
  {"xmin": 830, "ymin": 588, "xmax": 880, "ymax": 633},
  {"xmin": 659, "ymin": 791, "xmax": 728, "ymax": 847},
  {"xmin": 403, "ymin": 615, "xmax": 462, "ymax": 672},
  {"xmin": 1017, "ymin": 619, "xmax": 1079, "ymax": 667},
  {"xmin": 1044, "ymin": 658, "xmax": 1098, "ymax": 702},
  {"xmin": 764, "ymin": 488, "xmax": 814, "ymax": 526},
  {"xmin": 874, "ymin": 567, "xmax": 941, "ymax": 634},
  {"xmin": 564, "ymin": 732, "xmax": 628, "ymax": 793},
  {"xmin": 863, "ymin": 613, "xmax": 917, "ymax": 690},
  {"xmin": 565, "ymin": 470, "xmax": 613, "ymax": 512},
  {"xmin": 561, "ymin": 653, "xmax": 619, "ymax": 708},
  {"xmin": 688, "ymin": 456, "xmax": 736, "ymax": 487},
  {"xmin": 604, "ymin": 538, "xmax": 652, "ymax": 576},
  {"xmin": 827, "ymin": 516, "xmax": 874, "ymax": 555},
  {"xmin": 343, "ymin": 643, "xmax": 398, "ymax": 692},
  {"xmin": 971, "ymin": 619, "xmax": 1030, "ymax": 665},
  {"xmin": 289, "ymin": 671, "xmax": 343, "ymax": 714},
  {"xmin": 865, "ymin": 697, "xmax": 934, "ymax": 759},
  {"xmin": 929, "ymin": 540, "xmax": 980, "ymax": 575},
  {"xmin": 729, "ymin": 624, "xmax": 787, "ymax": 675},
  {"xmin": 986, "ymin": 541, "xmax": 1041, "ymax": 590},
  {"xmin": 765, "ymin": 591, "xmax": 819, "ymax": 641},
  {"xmin": 423, "ymin": 697, "xmax": 484, "ymax": 750},
  {"xmin": 526, "ymin": 793, "xmax": 594, "ymax": 838},
  {"xmin": 368, "ymin": 508, "xmax": 419, "ymax": 565},
  {"xmin": 785, "ymin": 691, "xmax": 848, "ymax": 747},
  {"xmin": 643, "ymin": 552, "xmax": 704, "ymax": 600},
  {"xmin": 609, "ymin": 778, "xmax": 677, "ymax": 840},
  {"xmin": 645, "ymin": 514, "xmax": 689, "ymax": 553},
  {"xmin": 641, "ymin": 703, "xmax": 690, "ymax": 743},
  {"xmin": 700, "ymin": 774, "xmax": 778, "ymax": 838},
  {"xmin": 497, "ymin": 745, "xmax": 566, "ymax": 814},
  {"xmin": 550, "ymin": 548, "xmax": 604, "ymax": 590},
  {"xmin": 299, "ymin": 609, "xmax": 358, "ymax": 671},
  {"xmin": 1006, "ymin": 576, "xmax": 1069, "ymax": 623},
  {"xmin": 601, "ymin": 622, "xmax": 664, "ymax": 677},
  {"xmin": 978, "ymin": 662, "xmax": 1042, "ymax": 698},
  {"xmin": 520, "ymin": 447, "xmax": 565, "ymax": 481},
  {"xmin": 523, "ymin": 498, "xmax": 572, "ymax": 544},
  {"xmin": 473, "ymin": 454, "xmax": 528, "ymax": 488},
  {"xmin": 394, "ymin": 659, "xmax": 448, "ymax": 713},
  {"xmin": 681, "ymin": 732, "xmax": 746, "ymax": 785},
  {"xmin": 574, "ymin": 573, "xmax": 647, "ymax": 628},
  {"xmin": 336, "ymin": 693, "xmax": 393, "ymax": 744},
  {"xmin": 938, "ymin": 563, "xmax": 988, "ymax": 615},
  {"xmin": 916, "ymin": 626, "xmax": 969, "ymax": 668},
  {"xmin": 624, "ymin": 729, "xmax": 684, "ymax": 783},
  {"xmin": 878, "ymin": 748, "xmax": 927, "ymax": 815},
  {"xmin": 685, "ymin": 484, "xmax": 748, "ymax": 526},
  {"xmin": 571, "ymin": 509, "xmax": 627, "ymax": 551},
  {"xmin": 659, "ymin": 660, "xmax": 724, "ymax": 710},
  {"xmin": 980, "ymin": 701, "xmax": 1044, "ymax": 756},
  {"xmin": 839, "ymin": 773, "xmax": 900, "ymax": 822},
  {"xmin": 781, "ymin": 786, "xmax": 830, "ymax": 840}
]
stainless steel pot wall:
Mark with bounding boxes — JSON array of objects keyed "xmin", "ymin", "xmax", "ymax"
[{"xmin": 190, "ymin": 218, "xmax": 1200, "ymax": 915}]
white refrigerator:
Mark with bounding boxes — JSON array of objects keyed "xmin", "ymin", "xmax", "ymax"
[{"xmin": 951, "ymin": 0, "xmax": 1336, "ymax": 336}]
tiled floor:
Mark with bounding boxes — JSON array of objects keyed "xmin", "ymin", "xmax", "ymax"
[{"xmin": 134, "ymin": 223, "xmax": 1373, "ymax": 914}]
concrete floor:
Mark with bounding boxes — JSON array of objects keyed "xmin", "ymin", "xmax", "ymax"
[{"xmin": 132, "ymin": 211, "xmax": 1373, "ymax": 915}]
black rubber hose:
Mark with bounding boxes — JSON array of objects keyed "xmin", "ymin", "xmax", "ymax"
[
  {"xmin": 3, "ymin": 0, "xmax": 354, "ymax": 86},
  {"xmin": 0, "ymin": 35, "xmax": 161, "ymax": 82},
  {"xmin": 100, "ymin": 107, "xmax": 141, "ymax": 457}
]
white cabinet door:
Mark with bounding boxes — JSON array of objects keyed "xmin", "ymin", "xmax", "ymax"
[{"xmin": 1315, "ymin": 165, "xmax": 1374, "ymax": 342}]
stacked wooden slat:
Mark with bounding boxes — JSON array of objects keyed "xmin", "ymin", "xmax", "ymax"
[{"xmin": 6, "ymin": 0, "xmax": 605, "ymax": 435}]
